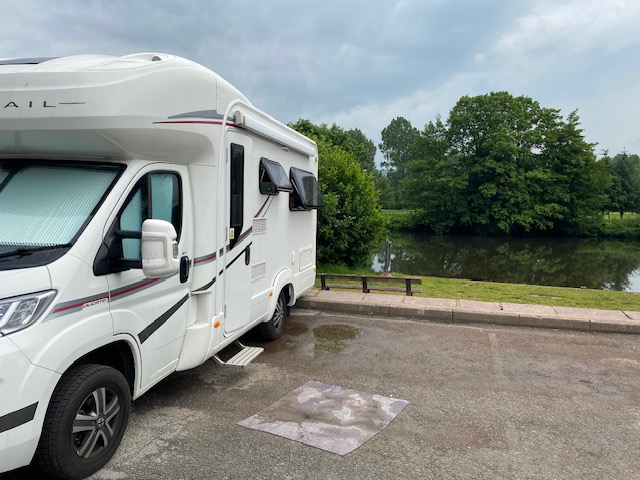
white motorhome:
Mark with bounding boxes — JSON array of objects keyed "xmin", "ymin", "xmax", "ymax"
[{"xmin": 0, "ymin": 53, "xmax": 323, "ymax": 479}]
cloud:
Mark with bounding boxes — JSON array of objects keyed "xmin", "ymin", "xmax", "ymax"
[
  {"xmin": 317, "ymin": 71, "xmax": 485, "ymax": 165},
  {"xmin": 1, "ymin": 0, "xmax": 639, "ymax": 156},
  {"xmin": 469, "ymin": 0, "xmax": 640, "ymax": 153},
  {"xmin": 495, "ymin": 0, "xmax": 640, "ymax": 56}
]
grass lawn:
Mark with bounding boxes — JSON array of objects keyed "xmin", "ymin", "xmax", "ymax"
[
  {"xmin": 602, "ymin": 212, "xmax": 640, "ymax": 237},
  {"xmin": 414, "ymin": 276, "xmax": 640, "ymax": 311},
  {"xmin": 316, "ymin": 267, "xmax": 640, "ymax": 312}
]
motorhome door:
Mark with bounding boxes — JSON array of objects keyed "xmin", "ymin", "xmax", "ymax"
[
  {"xmin": 106, "ymin": 164, "xmax": 193, "ymax": 388},
  {"xmin": 224, "ymin": 132, "xmax": 253, "ymax": 334}
]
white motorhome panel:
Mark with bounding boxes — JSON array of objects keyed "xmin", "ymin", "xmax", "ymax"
[{"xmin": 244, "ymin": 133, "xmax": 318, "ymax": 308}]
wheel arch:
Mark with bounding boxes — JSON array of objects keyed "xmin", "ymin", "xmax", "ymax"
[
  {"xmin": 268, "ymin": 269, "xmax": 294, "ymax": 320},
  {"xmin": 68, "ymin": 339, "xmax": 137, "ymax": 396}
]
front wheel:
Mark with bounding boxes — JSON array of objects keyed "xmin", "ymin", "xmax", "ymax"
[
  {"xmin": 35, "ymin": 364, "xmax": 131, "ymax": 480},
  {"xmin": 257, "ymin": 290, "xmax": 288, "ymax": 340}
]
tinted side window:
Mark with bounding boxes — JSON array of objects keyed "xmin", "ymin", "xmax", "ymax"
[
  {"xmin": 289, "ymin": 167, "xmax": 325, "ymax": 211},
  {"xmin": 120, "ymin": 172, "xmax": 181, "ymax": 260},
  {"xmin": 230, "ymin": 144, "xmax": 244, "ymax": 248},
  {"xmin": 259, "ymin": 157, "xmax": 293, "ymax": 195}
]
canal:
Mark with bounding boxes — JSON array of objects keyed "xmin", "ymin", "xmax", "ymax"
[{"xmin": 373, "ymin": 233, "xmax": 640, "ymax": 292}]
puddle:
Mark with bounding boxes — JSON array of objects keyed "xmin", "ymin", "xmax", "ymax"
[
  {"xmin": 285, "ymin": 321, "xmax": 308, "ymax": 336},
  {"xmin": 239, "ymin": 318, "xmax": 310, "ymax": 354},
  {"xmin": 314, "ymin": 324, "xmax": 359, "ymax": 341},
  {"xmin": 313, "ymin": 324, "xmax": 359, "ymax": 357}
]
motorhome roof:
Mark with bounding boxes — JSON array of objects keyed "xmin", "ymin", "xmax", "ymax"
[
  {"xmin": 0, "ymin": 53, "xmax": 315, "ymax": 161},
  {"xmin": 0, "ymin": 57, "xmax": 59, "ymax": 66},
  {"xmin": 0, "ymin": 53, "xmax": 251, "ymax": 107},
  {"xmin": 0, "ymin": 53, "xmax": 247, "ymax": 159},
  {"xmin": 0, "ymin": 53, "xmax": 220, "ymax": 77},
  {"xmin": 0, "ymin": 52, "xmax": 251, "ymax": 118}
]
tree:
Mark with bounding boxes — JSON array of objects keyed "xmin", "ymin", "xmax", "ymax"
[
  {"xmin": 446, "ymin": 92, "xmax": 563, "ymax": 233},
  {"xmin": 397, "ymin": 92, "xmax": 609, "ymax": 235},
  {"xmin": 379, "ymin": 117, "xmax": 420, "ymax": 208},
  {"xmin": 401, "ymin": 117, "xmax": 467, "ymax": 233},
  {"xmin": 539, "ymin": 110, "xmax": 610, "ymax": 234},
  {"xmin": 603, "ymin": 151, "xmax": 640, "ymax": 216},
  {"xmin": 290, "ymin": 119, "xmax": 377, "ymax": 173},
  {"xmin": 373, "ymin": 172, "xmax": 395, "ymax": 210},
  {"xmin": 342, "ymin": 128, "xmax": 377, "ymax": 174},
  {"xmin": 289, "ymin": 120, "xmax": 388, "ymax": 267},
  {"xmin": 379, "ymin": 117, "xmax": 420, "ymax": 176}
]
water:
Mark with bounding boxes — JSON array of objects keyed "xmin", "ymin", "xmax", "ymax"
[
  {"xmin": 313, "ymin": 324, "xmax": 360, "ymax": 357},
  {"xmin": 373, "ymin": 233, "xmax": 640, "ymax": 292}
]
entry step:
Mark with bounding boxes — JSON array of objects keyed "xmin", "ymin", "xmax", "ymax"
[{"xmin": 213, "ymin": 341, "xmax": 264, "ymax": 367}]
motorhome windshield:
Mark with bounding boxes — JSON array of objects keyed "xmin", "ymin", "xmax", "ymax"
[{"xmin": 0, "ymin": 160, "xmax": 122, "ymax": 269}]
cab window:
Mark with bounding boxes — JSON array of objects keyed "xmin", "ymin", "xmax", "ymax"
[{"xmin": 120, "ymin": 172, "xmax": 182, "ymax": 260}]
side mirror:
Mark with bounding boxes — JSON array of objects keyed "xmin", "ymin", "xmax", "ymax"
[{"xmin": 141, "ymin": 219, "xmax": 179, "ymax": 278}]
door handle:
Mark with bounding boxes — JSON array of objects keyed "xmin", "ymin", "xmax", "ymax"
[
  {"xmin": 245, "ymin": 246, "xmax": 251, "ymax": 266},
  {"xmin": 180, "ymin": 256, "xmax": 190, "ymax": 283}
]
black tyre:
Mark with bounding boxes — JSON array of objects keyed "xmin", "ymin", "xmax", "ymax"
[
  {"xmin": 257, "ymin": 290, "xmax": 288, "ymax": 340},
  {"xmin": 35, "ymin": 364, "xmax": 131, "ymax": 480}
]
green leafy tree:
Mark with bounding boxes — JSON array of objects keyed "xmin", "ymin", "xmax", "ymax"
[
  {"xmin": 399, "ymin": 92, "xmax": 609, "ymax": 235},
  {"xmin": 289, "ymin": 120, "xmax": 388, "ymax": 267},
  {"xmin": 379, "ymin": 117, "xmax": 420, "ymax": 176},
  {"xmin": 539, "ymin": 110, "xmax": 610, "ymax": 234},
  {"xmin": 401, "ymin": 117, "xmax": 467, "ymax": 233},
  {"xmin": 342, "ymin": 128, "xmax": 377, "ymax": 174},
  {"xmin": 290, "ymin": 119, "xmax": 376, "ymax": 173},
  {"xmin": 373, "ymin": 172, "xmax": 395, "ymax": 210},
  {"xmin": 379, "ymin": 117, "xmax": 420, "ymax": 208},
  {"xmin": 603, "ymin": 151, "xmax": 640, "ymax": 216},
  {"xmin": 446, "ymin": 92, "xmax": 565, "ymax": 233},
  {"xmin": 601, "ymin": 154, "xmax": 624, "ymax": 214}
]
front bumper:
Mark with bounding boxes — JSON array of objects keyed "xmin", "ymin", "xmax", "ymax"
[{"xmin": 0, "ymin": 337, "xmax": 60, "ymax": 473}]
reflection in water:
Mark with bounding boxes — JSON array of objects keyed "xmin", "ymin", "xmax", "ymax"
[
  {"xmin": 373, "ymin": 234, "xmax": 640, "ymax": 292},
  {"xmin": 313, "ymin": 324, "xmax": 359, "ymax": 357}
]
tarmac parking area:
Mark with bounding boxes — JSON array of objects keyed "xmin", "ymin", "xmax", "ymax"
[{"xmin": 5, "ymin": 308, "xmax": 640, "ymax": 479}]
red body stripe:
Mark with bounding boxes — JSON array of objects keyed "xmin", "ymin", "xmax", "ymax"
[
  {"xmin": 52, "ymin": 299, "xmax": 106, "ymax": 314},
  {"xmin": 110, "ymin": 278, "xmax": 160, "ymax": 299}
]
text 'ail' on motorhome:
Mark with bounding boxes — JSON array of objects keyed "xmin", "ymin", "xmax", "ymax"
[{"xmin": 0, "ymin": 53, "xmax": 323, "ymax": 479}]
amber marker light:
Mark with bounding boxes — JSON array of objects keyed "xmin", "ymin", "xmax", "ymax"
[{"xmin": 214, "ymin": 321, "xmax": 221, "ymax": 328}]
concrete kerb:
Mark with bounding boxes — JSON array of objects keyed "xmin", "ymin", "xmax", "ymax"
[
  {"xmin": 452, "ymin": 308, "xmax": 522, "ymax": 328},
  {"xmin": 296, "ymin": 290, "xmax": 640, "ymax": 335},
  {"xmin": 516, "ymin": 313, "xmax": 591, "ymax": 332}
]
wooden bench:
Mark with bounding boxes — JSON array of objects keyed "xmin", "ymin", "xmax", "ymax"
[{"xmin": 318, "ymin": 273, "xmax": 422, "ymax": 296}]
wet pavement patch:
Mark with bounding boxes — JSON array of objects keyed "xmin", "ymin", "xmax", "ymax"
[
  {"xmin": 313, "ymin": 324, "xmax": 359, "ymax": 357},
  {"xmin": 237, "ymin": 380, "xmax": 409, "ymax": 455}
]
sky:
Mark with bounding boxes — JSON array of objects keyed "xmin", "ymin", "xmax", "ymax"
[{"xmin": 3, "ymin": 0, "xmax": 640, "ymax": 162}]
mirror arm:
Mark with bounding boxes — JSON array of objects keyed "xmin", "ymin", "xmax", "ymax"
[{"xmin": 115, "ymin": 230, "xmax": 142, "ymax": 239}]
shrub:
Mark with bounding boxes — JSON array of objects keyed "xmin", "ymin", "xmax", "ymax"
[{"xmin": 316, "ymin": 139, "xmax": 388, "ymax": 267}]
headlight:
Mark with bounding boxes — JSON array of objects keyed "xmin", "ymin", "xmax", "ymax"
[{"xmin": 0, "ymin": 290, "xmax": 57, "ymax": 336}]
